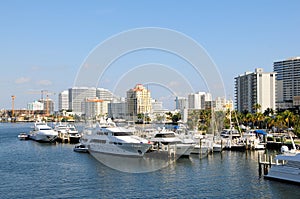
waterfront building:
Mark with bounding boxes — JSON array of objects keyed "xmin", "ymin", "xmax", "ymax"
[
  {"xmin": 38, "ymin": 98, "xmax": 55, "ymax": 115},
  {"xmin": 214, "ymin": 97, "xmax": 234, "ymax": 112},
  {"xmin": 96, "ymin": 88, "xmax": 114, "ymax": 101},
  {"xmin": 235, "ymin": 68, "xmax": 276, "ymax": 113},
  {"xmin": 84, "ymin": 98, "xmax": 109, "ymax": 119},
  {"xmin": 126, "ymin": 84, "xmax": 152, "ymax": 117},
  {"xmin": 151, "ymin": 99, "xmax": 163, "ymax": 112},
  {"xmin": 27, "ymin": 101, "xmax": 44, "ymax": 111},
  {"xmin": 58, "ymin": 90, "xmax": 69, "ymax": 111},
  {"xmin": 68, "ymin": 87, "xmax": 96, "ymax": 115},
  {"xmin": 175, "ymin": 97, "xmax": 188, "ymax": 110},
  {"xmin": 274, "ymin": 57, "xmax": 300, "ymax": 110},
  {"xmin": 107, "ymin": 102, "xmax": 127, "ymax": 119},
  {"xmin": 188, "ymin": 92, "xmax": 204, "ymax": 109},
  {"xmin": 188, "ymin": 92, "xmax": 211, "ymax": 110}
]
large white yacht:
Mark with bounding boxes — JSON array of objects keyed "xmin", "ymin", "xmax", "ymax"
[
  {"xmin": 29, "ymin": 121, "xmax": 58, "ymax": 142},
  {"xmin": 80, "ymin": 119, "xmax": 152, "ymax": 157}
]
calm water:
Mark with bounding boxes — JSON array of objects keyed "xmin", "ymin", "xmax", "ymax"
[{"xmin": 1, "ymin": 123, "xmax": 300, "ymax": 199}]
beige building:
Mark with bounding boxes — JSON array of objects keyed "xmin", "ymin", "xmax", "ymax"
[
  {"xmin": 126, "ymin": 84, "xmax": 152, "ymax": 116},
  {"xmin": 84, "ymin": 98, "xmax": 109, "ymax": 118},
  {"xmin": 235, "ymin": 68, "xmax": 276, "ymax": 113}
]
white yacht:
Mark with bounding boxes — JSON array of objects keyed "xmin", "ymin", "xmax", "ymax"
[
  {"xmin": 54, "ymin": 123, "xmax": 69, "ymax": 143},
  {"xmin": 29, "ymin": 121, "xmax": 58, "ymax": 142},
  {"xmin": 80, "ymin": 119, "xmax": 152, "ymax": 157},
  {"xmin": 265, "ymin": 152, "xmax": 300, "ymax": 183},
  {"xmin": 265, "ymin": 134, "xmax": 300, "ymax": 183},
  {"xmin": 149, "ymin": 128, "xmax": 195, "ymax": 157},
  {"xmin": 67, "ymin": 124, "xmax": 81, "ymax": 143}
]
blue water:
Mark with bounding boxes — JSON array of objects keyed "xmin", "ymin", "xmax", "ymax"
[{"xmin": 1, "ymin": 123, "xmax": 300, "ymax": 199}]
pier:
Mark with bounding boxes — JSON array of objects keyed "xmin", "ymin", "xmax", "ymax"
[{"xmin": 258, "ymin": 153, "xmax": 276, "ymax": 176}]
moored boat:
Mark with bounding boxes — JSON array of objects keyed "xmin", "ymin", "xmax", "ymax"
[
  {"xmin": 29, "ymin": 121, "xmax": 58, "ymax": 142},
  {"xmin": 18, "ymin": 133, "xmax": 29, "ymax": 140},
  {"xmin": 80, "ymin": 118, "xmax": 152, "ymax": 158},
  {"xmin": 265, "ymin": 134, "xmax": 300, "ymax": 183},
  {"xmin": 73, "ymin": 144, "xmax": 88, "ymax": 153}
]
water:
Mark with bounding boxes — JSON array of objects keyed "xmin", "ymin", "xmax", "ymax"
[{"xmin": 1, "ymin": 123, "xmax": 300, "ymax": 199}]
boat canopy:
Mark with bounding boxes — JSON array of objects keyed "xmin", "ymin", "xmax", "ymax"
[{"xmin": 254, "ymin": 130, "xmax": 267, "ymax": 135}]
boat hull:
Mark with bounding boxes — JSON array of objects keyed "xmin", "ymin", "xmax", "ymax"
[
  {"xmin": 30, "ymin": 132, "xmax": 58, "ymax": 142},
  {"xmin": 265, "ymin": 165, "xmax": 300, "ymax": 183}
]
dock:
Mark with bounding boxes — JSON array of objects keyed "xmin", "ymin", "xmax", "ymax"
[{"xmin": 258, "ymin": 153, "xmax": 276, "ymax": 176}]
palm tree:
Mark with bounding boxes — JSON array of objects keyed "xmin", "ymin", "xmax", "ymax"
[{"xmin": 253, "ymin": 103, "xmax": 261, "ymax": 113}]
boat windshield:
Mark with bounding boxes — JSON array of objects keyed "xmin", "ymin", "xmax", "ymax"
[
  {"xmin": 113, "ymin": 132, "xmax": 133, "ymax": 136},
  {"xmin": 40, "ymin": 128, "xmax": 52, "ymax": 130},
  {"xmin": 154, "ymin": 133, "xmax": 175, "ymax": 138}
]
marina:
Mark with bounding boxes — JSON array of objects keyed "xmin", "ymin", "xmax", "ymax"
[{"xmin": 2, "ymin": 123, "xmax": 300, "ymax": 198}]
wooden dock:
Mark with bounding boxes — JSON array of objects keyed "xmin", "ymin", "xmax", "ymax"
[{"xmin": 258, "ymin": 153, "xmax": 276, "ymax": 176}]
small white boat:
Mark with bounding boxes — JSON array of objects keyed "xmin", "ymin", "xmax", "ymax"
[
  {"xmin": 73, "ymin": 144, "xmax": 88, "ymax": 153},
  {"xmin": 18, "ymin": 133, "xmax": 29, "ymax": 140}
]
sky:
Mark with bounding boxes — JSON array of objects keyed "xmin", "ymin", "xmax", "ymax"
[{"xmin": 1, "ymin": 0, "xmax": 300, "ymax": 110}]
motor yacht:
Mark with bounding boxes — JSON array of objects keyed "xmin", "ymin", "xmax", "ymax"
[
  {"xmin": 29, "ymin": 121, "xmax": 58, "ymax": 142},
  {"xmin": 149, "ymin": 128, "xmax": 195, "ymax": 157},
  {"xmin": 54, "ymin": 123, "xmax": 69, "ymax": 143},
  {"xmin": 265, "ymin": 134, "xmax": 300, "ymax": 183},
  {"xmin": 80, "ymin": 119, "xmax": 152, "ymax": 158}
]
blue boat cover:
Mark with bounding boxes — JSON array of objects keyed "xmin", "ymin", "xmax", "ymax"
[{"xmin": 254, "ymin": 129, "xmax": 267, "ymax": 135}]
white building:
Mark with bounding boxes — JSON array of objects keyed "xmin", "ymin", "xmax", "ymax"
[
  {"xmin": 175, "ymin": 97, "xmax": 188, "ymax": 110},
  {"xmin": 235, "ymin": 68, "xmax": 276, "ymax": 113},
  {"xmin": 96, "ymin": 88, "xmax": 114, "ymax": 101},
  {"xmin": 58, "ymin": 90, "xmax": 69, "ymax": 111},
  {"xmin": 68, "ymin": 87, "xmax": 96, "ymax": 115},
  {"xmin": 188, "ymin": 92, "xmax": 211, "ymax": 109},
  {"xmin": 214, "ymin": 97, "xmax": 234, "ymax": 112},
  {"xmin": 84, "ymin": 98, "xmax": 109, "ymax": 118},
  {"xmin": 27, "ymin": 101, "xmax": 44, "ymax": 111},
  {"xmin": 151, "ymin": 99, "xmax": 163, "ymax": 112}
]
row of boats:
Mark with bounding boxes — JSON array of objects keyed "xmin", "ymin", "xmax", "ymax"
[
  {"xmin": 18, "ymin": 121, "xmax": 81, "ymax": 143},
  {"xmin": 18, "ymin": 118, "xmax": 300, "ymax": 184}
]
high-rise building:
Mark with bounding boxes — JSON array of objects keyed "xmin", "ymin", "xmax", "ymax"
[
  {"xmin": 68, "ymin": 87, "xmax": 96, "ymax": 114},
  {"xmin": 27, "ymin": 101, "xmax": 44, "ymax": 111},
  {"xmin": 214, "ymin": 97, "xmax": 234, "ymax": 112},
  {"xmin": 126, "ymin": 84, "xmax": 152, "ymax": 116},
  {"xmin": 96, "ymin": 88, "xmax": 114, "ymax": 101},
  {"xmin": 84, "ymin": 98, "xmax": 109, "ymax": 118},
  {"xmin": 108, "ymin": 102, "xmax": 127, "ymax": 119},
  {"xmin": 188, "ymin": 92, "xmax": 211, "ymax": 109},
  {"xmin": 274, "ymin": 57, "xmax": 300, "ymax": 110},
  {"xmin": 188, "ymin": 92, "xmax": 204, "ymax": 109},
  {"xmin": 235, "ymin": 68, "xmax": 276, "ymax": 113},
  {"xmin": 58, "ymin": 90, "xmax": 69, "ymax": 111},
  {"xmin": 39, "ymin": 98, "xmax": 55, "ymax": 114},
  {"xmin": 175, "ymin": 97, "xmax": 188, "ymax": 110}
]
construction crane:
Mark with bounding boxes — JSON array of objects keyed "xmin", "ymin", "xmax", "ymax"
[{"xmin": 11, "ymin": 95, "xmax": 16, "ymax": 117}]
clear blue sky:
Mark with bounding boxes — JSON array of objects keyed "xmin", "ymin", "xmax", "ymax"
[{"xmin": 1, "ymin": 0, "xmax": 300, "ymax": 109}]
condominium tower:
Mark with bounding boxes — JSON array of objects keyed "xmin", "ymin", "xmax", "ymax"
[
  {"xmin": 274, "ymin": 57, "xmax": 300, "ymax": 109},
  {"xmin": 68, "ymin": 87, "xmax": 96, "ymax": 114},
  {"xmin": 235, "ymin": 68, "xmax": 276, "ymax": 113},
  {"xmin": 126, "ymin": 84, "xmax": 152, "ymax": 116}
]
